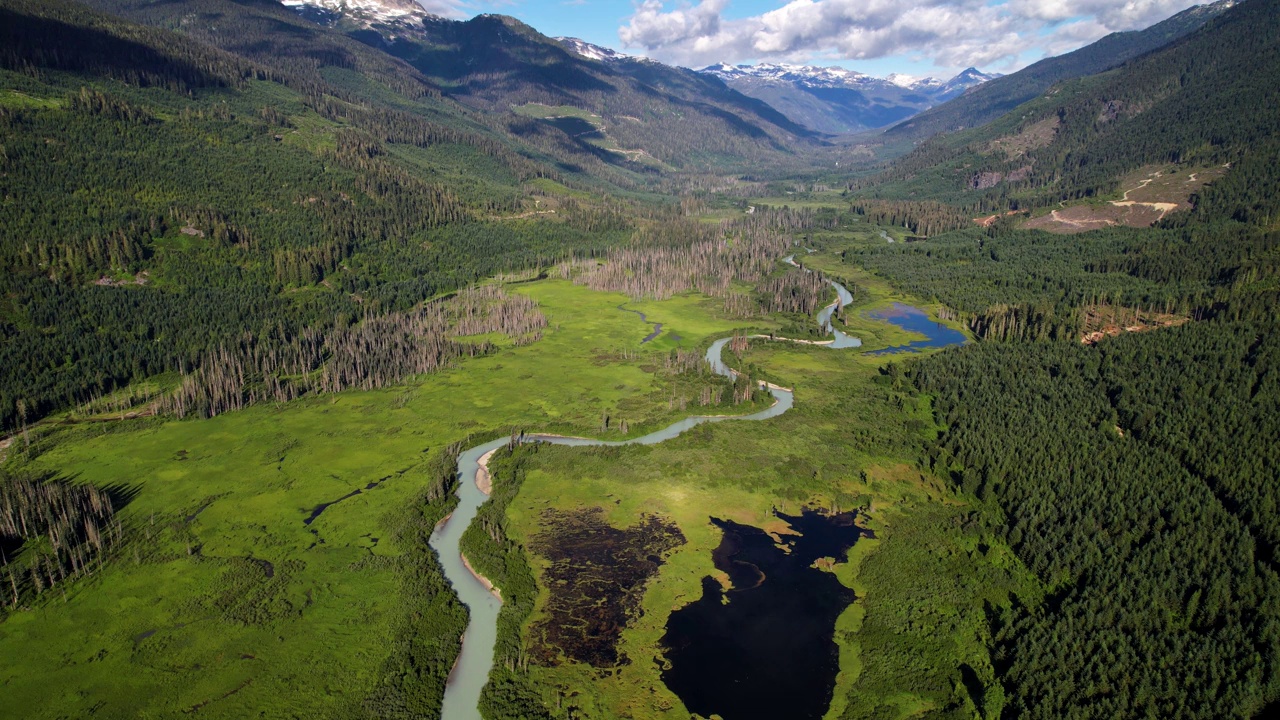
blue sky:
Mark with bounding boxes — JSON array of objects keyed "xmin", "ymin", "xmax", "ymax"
[{"xmin": 426, "ymin": 0, "xmax": 1208, "ymax": 80}]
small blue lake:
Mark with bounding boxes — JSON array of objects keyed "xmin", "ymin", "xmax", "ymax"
[{"xmin": 866, "ymin": 303, "xmax": 967, "ymax": 355}]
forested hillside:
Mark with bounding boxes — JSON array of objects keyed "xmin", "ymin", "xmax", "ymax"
[
  {"xmin": 863, "ymin": 0, "xmax": 1278, "ymax": 209},
  {"xmin": 829, "ymin": 2, "xmax": 1280, "ymax": 716},
  {"xmin": 0, "ymin": 0, "xmax": 644, "ymax": 431},
  {"xmin": 911, "ymin": 326, "xmax": 1279, "ymax": 718},
  {"xmin": 884, "ymin": 0, "xmax": 1233, "ymax": 142}
]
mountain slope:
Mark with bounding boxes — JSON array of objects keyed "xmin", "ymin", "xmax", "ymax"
[
  {"xmin": 886, "ymin": 0, "xmax": 1235, "ymax": 141},
  {"xmin": 0, "ymin": 0, "xmax": 642, "ymax": 431},
  {"xmin": 859, "ymin": 0, "xmax": 1279, "ymax": 214},
  {"xmin": 270, "ymin": 2, "xmax": 819, "ymax": 170},
  {"xmin": 699, "ymin": 62, "xmax": 997, "ymax": 134}
]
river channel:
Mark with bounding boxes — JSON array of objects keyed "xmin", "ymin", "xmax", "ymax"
[{"xmin": 428, "ymin": 265, "xmax": 959, "ymax": 719}]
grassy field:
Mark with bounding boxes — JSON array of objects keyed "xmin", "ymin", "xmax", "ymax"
[
  {"xmin": 511, "ymin": 103, "xmax": 667, "ymax": 170},
  {"xmin": 0, "ymin": 280, "xmax": 770, "ymax": 719}
]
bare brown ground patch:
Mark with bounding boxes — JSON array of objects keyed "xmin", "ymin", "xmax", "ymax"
[
  {"xmin": 1078, "ymin": 304, "xmax": 1190, "ymax": 345},
  {"xmin": 988, "ymin": 116, "xmax": 1060, "ymax": 158},
  {"xmin": 974, "ymin": 210, "xmax": 1021, "ymax": 227},
  {"xmin": 1022, "ymin": 164, "xmax": 1229, "ymax": 235},
  {"xmin": 1024, "ymin": 204, "xmax": 1160, "ymax": 233}
]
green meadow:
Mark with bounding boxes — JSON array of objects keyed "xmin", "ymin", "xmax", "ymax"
[{"xmin": 0, "ymin": 280, "xmax": 767, "ymax": 719}]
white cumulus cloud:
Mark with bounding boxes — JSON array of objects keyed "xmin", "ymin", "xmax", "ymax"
[{"xmin": 618, "ymin": 0, "xmax": 1208, "ymax": 71}]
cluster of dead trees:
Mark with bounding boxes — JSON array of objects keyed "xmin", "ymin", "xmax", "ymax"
[
  {"xmin": 657, "ymin": 334, "xmax": 768, "ymax": 411},
  {"xmin": 317, "ymin": 309, "xmax": 482, "ymax": 396},
  {"xmin": 756, "ymin": 268, "xmax": 830, "ymax": 315},
  {"xmin": 574, "ymin": 229, "xmax": 789, "ymax": 301},
  {"xmin": 721, "ymin": 292, "xmax": 763, "ymax": 318},
  {"xmin": 1, "ymin": 474, "xmax": 124, "ymax": 608},
  {"xmin": 448, "ymin": 285, "xmax": 547, "ymax": 347},
  {"xmin": 662, "ymin": 348, "xmax": 706, "ymax": 375},
  {"xmin": 164, "ymin": 286, "xmax": 547, "ymax": 418}
]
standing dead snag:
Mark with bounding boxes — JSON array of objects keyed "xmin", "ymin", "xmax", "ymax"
[
  {"xmin": 0, "ymin": 473, "xmax": 126, "ymax": 606},
  {"xmin": 161, "ymin": 286, "xmax": 547, "ymax": 419}
]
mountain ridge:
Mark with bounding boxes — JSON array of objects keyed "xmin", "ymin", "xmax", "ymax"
[
  {"xmin": 268, "ymin": 0, "xmax": 822, "ymax": 169},
  {"xmin": 885, "ymin": 0, "xmax": 1237, "ymax": 141},
  {"xmin": 696, "ymin": 60, "xmax": 997, "ymax": 134},
  {"xmin": 701, "ymin": 61, "xmax": 996, "ymax": 96},
  {"xmin": 856, "ymin": 0, "xmax": 1278, "ymax": 221}
]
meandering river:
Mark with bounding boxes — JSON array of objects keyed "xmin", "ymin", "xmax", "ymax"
[{"xmin": 428, "ymin": 266, "xmax": 961, "ymax": 719}]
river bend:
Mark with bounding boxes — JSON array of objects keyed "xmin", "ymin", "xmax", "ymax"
[{"xmin": 429, "ymin": 270, "xmax": 871, "ymax": 719}]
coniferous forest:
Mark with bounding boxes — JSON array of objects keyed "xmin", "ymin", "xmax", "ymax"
[{"xmin": 2, "ymin": 0, "xmax": 1280, "ymax": 718}]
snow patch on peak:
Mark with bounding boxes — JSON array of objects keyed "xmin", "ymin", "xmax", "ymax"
[
  {"xmin": 554, "ymin": 37, "xmax": 632, "ymax": 62},
  {"xmin": 886, "ymin": 73, "xmax": 919, "ymax": 88},
  {"xmin": 282, "ymin": 0, "xmax": 430, "ymax": 26},
  {"xmin": 938, "ymin": 67, "xmax": 999, "ymax": 97},
  {"xmin": 701, "ymin": 62, "xmax": 872, "ymax": 89}
]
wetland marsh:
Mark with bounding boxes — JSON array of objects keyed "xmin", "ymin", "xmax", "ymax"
[{"xmin": 4, "ymin": 240, "xmax": 994, "ymax": 720}]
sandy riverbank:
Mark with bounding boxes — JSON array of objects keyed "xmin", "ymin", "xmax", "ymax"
[
  {"xmin": 475, "ymin": 448, "xmax": 497, "ymax": 495},
  {"xmin": 461, "ymin": 553, "xmax": 502, "ymax": 601},
  {"xmin": 748, "ymin": 333, "xmax": 835, "ymax": 347}
]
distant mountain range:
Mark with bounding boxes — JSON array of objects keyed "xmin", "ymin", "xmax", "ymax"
[
  {"xmin": 179, "ymin": 0, "xmax": 822, "ymax": 176},
  {"xmin": 697, "ymin": 62, "xmax": 999, "ymax": 134},
  {"xmin": 264, "ymin": 0, "xmax": 1231, "ymax": 145},
  {"xmin": 546, "ymin": 34, "xmax": 1000, "ymax": 135},
  {"xmin": 701, "ymin": 63, "xmax": 995, "ymax": 100}
]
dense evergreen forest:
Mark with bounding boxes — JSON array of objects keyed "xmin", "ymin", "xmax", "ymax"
[
  {"xmin": 910, "ymin": 319, "xmax": 1280, "ymax": 718},
  {"xmin": 865, "ymin": 156, "xmax": 1280, "ymax": 719},
  {"xmin": 835, "ymin": 3, "xmax": 1280, "ymax": 716}
]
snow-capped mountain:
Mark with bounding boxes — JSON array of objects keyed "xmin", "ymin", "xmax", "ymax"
[
  {"xmin": 699, "ymin": 62, "xmax": 999, "ymax": 134},
  {"xmin": 937, "ymin": 68, "xmax": 1000, "ymax": 99},
  {"xmin": 703, "ymin": 62, "xmax": 876, "ymax": 88},
  {"xmin": 885, "ymin": 73, "xmax": 923, "ymax": 89},
  {"xmin": 554, "ymin": 37, "xmax": 633, "ymax": 63},
  {"xmin": 703, "ymin": 63, "xmax": 995, "ymax": 97},
  {"xmin": 281, "ymin": 0, "xmax": 431, "ymax": 30}
]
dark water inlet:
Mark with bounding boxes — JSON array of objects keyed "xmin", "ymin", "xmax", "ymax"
[
  {"xmin": 617, "ymin": 303, "xmax": 664, "ymax": 343},
  {"xmin": 660, "ymin": 509, "xmax": 871, "ymax": 720},
  {"xmin": 303, "ymin": 475, "xmax": 392, "ymax": 526}
]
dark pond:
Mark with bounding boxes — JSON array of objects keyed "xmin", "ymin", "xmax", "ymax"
[
  {"xmin": 660, "ymin": 508, "xmax": 871, "ymax": 720},
  {"xmin": 866, "ymin": 302, "xmax": 967, "ymax": 355}
]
